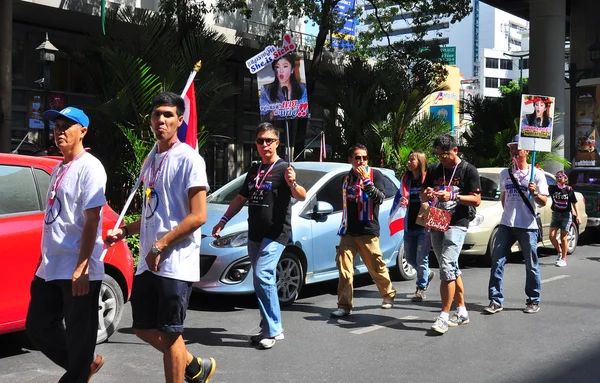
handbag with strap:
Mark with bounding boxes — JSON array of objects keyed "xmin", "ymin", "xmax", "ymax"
[
  {"xmin": 416, "ymin": 203, "xmax": 452, "ymax": 232},
  {"xmin": 508, "ymin": 167, "xmax": 543, "ymax": 241}
]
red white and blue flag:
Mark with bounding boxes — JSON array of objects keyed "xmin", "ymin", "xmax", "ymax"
[
  {"xmin": 388, "ymin": 176, "xmax": 409, "ymax": 236},
  {"xmin": 178, "ymin": 80, "xmax": 198, "ymax": 150}
]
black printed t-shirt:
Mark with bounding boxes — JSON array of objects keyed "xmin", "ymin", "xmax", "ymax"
[
  {"xmin": 239, "ymin": 158, "xmax": 292, "ymax": 245},
  {"xmin": 423, "ymin": 161, "xmax": 481, "ymax": 228},
  {"xmin": 344, "ymin": 169, "xmax": 385, "ymax": 236},
  {"xmin": 548, "ymin": 185, "xmax": 577, "ymax": 213},
  {"xmin": 405, "ymin": 176, "xmax": 424, "ymax": 231}
]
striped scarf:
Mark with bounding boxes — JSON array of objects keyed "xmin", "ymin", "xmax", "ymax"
[{"xmin": 337, "ymin": 167, "xmax": 374, "ymax": 236}]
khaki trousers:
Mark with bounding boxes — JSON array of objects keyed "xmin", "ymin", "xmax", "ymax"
[{"xmin": 335, "ymin": 234, "xmax": 396, "ymax": 310}]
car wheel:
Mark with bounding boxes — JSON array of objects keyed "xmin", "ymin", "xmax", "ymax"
[
  {"xmin": 566, "ymin": 222, "xmax": 579, "ymax": 255},
  {"xmin": 482, "ymin": 227, "xmax": 498, "ymax": 267},
  {"xmin": 276, "ymin": 252, "xmax": 304, "ymax": 306},
  {"xmin": 390, "ymin": 242, "xmax": 416, "ymax": 281},
  {"xmin": 96, "ymin": 274, "xmax": 124, "ymax": 344}
]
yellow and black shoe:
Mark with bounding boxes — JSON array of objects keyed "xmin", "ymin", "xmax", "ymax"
[{"xmin": 185, "ymin": 357, "xmax": 216, "ymax": 383}]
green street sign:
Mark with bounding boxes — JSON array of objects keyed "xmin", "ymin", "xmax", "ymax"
[{"xmin": 440, "ymin": 46, "xmax": 456, "ymax": 66}]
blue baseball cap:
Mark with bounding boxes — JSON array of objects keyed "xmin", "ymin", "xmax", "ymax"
[{"xmin": 43, "ymin": 107, "xmax": 89, "ymax": 128}]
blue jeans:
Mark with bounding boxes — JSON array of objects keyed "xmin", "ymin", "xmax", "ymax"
[
  {"xmin": 488, "ymin": 224, "xmax": 541, "ymax": 305},
  {"xmin": 248, "ymin": 239, "xmax": 285, "ymax": 337},
  {"xmin": 404, "ymin": 227, "xmax": 432, "ymax": 289},
  {"xmin": 430, "ymin": 226, "xmax": 467, "ymax": 281}
]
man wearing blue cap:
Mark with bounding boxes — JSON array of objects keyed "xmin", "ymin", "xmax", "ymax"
[
  {"xmin": 26, "ymin": 107, "xmax": 107, "ymax": 382},
  {"xmin": 485, "ymin": 134, "xmax": 548, "ymax": 315}
]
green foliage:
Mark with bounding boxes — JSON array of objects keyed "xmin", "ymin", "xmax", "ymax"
[{"xmin": 124, "ymin": 214, "xmax": 141, "ymax": 268}]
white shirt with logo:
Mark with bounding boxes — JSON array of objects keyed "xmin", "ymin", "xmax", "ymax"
[
  {"xmin": 37, "ymin": 153, "xmax": 107, "ymax": 281},
  {"xmin": 138, "ymin": 143, "xmax": 209, "ymax": 282},
  {"xmin": 499, "ymin": 166, "xmax": 549, "ymax": 230}
]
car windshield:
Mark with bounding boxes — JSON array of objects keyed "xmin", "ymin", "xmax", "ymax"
[
  {"xmin": 208, "ymin": 168, "xmax": 328, "ymax": 205},
  {"xmin": 479, "ymin": 173, "xmax": 501, "ymax": 201},
  {"xmin": 569, "ymin": 169, "xmax": 600, "ymax": 186}
]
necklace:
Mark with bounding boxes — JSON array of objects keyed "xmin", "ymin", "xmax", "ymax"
[{"xmin": 146, "ymin": 140, "xmax": 180, "ymax": 200}]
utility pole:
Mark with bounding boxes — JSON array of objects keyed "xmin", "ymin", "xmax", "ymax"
[{"xmin": 0, "ymin": 0, "xmax": 12, "ymax": 153}]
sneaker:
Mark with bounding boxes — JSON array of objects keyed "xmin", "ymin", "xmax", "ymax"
[
  {"xmin": 249, "ymin": 332, "xmax": 284, "ymax": 344},
  {"xmin": 556, "ymin": 259, "xmax": 567, "ymax": 267},
  {"xmin": 381, "ymin": 297, "xmax": 394, "ymax": 309},
  {"xmin": 87, "ymin": 354, "xmax": 104, "ymax": 382},
  {"xmin": 185, "ymin": 357, "xmax": 216, "ymax": 383},
  {"xmin": 411, "ymin": 289, "xmax": 426, "ymax": 302},
  {"xmin": 484, "ymin": 301, "xmax": 503, "ymax": 314},
  {"xmin": 524, "ymin": 303, "xmax": 540, "ymax": 314},
  {"xmin": 426, "ymin": 270, "xmax": 435, "ymax": 290},
  {"xmin": 259, "ymin": 337, "xmax": 277, "ymax": 349},
  {"xmin": 330, "ymin": 308, "xmax": 351, "ymax": 317},
  {"xmin": 448, "ymin": 313, "xmax": 470, "ymax": 327},
  {"xmin": 431, "ymin": 317, "xmax": 448, "ymax": 334}
]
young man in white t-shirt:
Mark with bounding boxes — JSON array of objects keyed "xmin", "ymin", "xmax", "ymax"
[
  {"xmin": 485, "ymin": 134, "xmax": 548, "ymax": 315},
  {"xmin": 26, "ymin": 107, "xmax": 107, "ymax": 382},
  {"xmin": 107, "ymin": 92, "xmax": 214, "ymax": 383}
]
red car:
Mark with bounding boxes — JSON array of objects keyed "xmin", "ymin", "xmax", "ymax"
[{"xmin": 0, "ymin": 153, "xmax": 133, "ymax": 343}]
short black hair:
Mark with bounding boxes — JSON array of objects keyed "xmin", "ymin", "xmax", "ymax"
[
  {"xmin": 152, "ymin": 91, "xmax": 185, "ymax": 117},
  {"xmin": 433, "ymin": 134, "xmax": 457, "ymax": 151},
  {"xmin": 255, "ymin": 122, "xmax": 280, "ymax": 138},
  {"xmin": 348, "ymin": 143, "xmax": 368, "ymax": 158}
]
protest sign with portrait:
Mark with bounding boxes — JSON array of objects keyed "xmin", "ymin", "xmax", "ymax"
[{"xmin": 518, "ymin": 94, "xmax": 555, "ymax": 152}]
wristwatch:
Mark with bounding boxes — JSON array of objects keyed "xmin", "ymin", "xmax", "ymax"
[
  {"xmin": 290, "ymin": 181, "xmax": 298, "ymax": 189},
  {"xmin": 455, "ymin": 194, "xmax": 461, "ymax": 203},
  {"xmin": 151, "ymin": 244, "xmax": 162, "ymax": 255}
]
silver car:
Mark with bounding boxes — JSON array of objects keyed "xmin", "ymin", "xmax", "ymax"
[{"xmin": 193, "ymin": 162, "xmax": 416, "ymax": 305}]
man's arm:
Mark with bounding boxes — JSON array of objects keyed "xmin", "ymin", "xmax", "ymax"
[
  {"xmin": 72, "ymin": 206, "xmax": 102, "ymax": 296},
  {"xmin": 362, "ymin": 169, "xmax": 385, "ymax": 205},
  {"xmin": 212, "ymin": 194, "xmax": 248, "ymax": 238}
]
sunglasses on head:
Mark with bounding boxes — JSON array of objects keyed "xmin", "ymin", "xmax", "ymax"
[
  {"xmin": 354, "ymin": 155, "xmax": 368, "ymax": 161},
  {"xmin": 256, "ymin": 138, "xmax": 278, "ymax": 145}
]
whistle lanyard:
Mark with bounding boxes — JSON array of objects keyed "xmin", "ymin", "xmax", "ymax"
[
  {"xmin": 48, "ymin": 150, "xmax": 86, "ymax": 207},
  {"xmin": 146, "ymin": 141, "xmax": 180, "ymax": 199},
  {"xmin": 254, "ymin": 161, "xmax": 277, "ymax": 190},
  {"xmin": 443, "ymin": 164, "xmax": 459, "ymax": 189}
]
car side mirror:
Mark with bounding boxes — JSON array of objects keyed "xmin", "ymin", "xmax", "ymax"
[{"xmin": 314, "ymin": 201, "xmax": 334, "ymax": 216}]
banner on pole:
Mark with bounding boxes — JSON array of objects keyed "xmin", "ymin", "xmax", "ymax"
[
  {"xmin": 518, "ymin": 94, "xmax": 555, "ymax": 152},
  {"xmin": 178, "ymin": 82, "xmax": 198, "ymax": 149}
]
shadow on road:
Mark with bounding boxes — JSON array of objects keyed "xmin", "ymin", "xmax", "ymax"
[{"xmin": 0, "ymin": 332, "xmax": 34, "ymax": 359}]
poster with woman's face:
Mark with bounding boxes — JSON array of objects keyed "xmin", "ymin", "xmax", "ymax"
[
  {"xmin": 518, "ymin": 94, "xmax": 555, "ymax": 152},
  {"xmin": 574, "ymin": 86, "xmax": 600, "ymax": 167},
  {"xmin": 257, "ymin": 54, "xmax": 309, "ymax": 121}
]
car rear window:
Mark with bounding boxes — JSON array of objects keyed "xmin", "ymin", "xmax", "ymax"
[
  {"xmin": 569, "ymin": 169, "xmax": 600, "ymax": 186},
  {"xmin": 0, "ymin": 165, "xmax": 41, "ymax": 215},
  {"xmin": 479, "ymin": 173, "xmax": 501, "ymax": 201}
]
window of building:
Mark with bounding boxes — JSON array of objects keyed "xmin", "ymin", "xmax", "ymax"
[
  {"xmin": 522, "ymin": 58, "xmax": 529, "ymax": 69},
  {"xmin": 500, "ymin": 59, "xmax": 513, "ymax": 70},
  {"xmin": 485, "ymin": 77, "xmax": 499, "ymax": 88},
  {"xmin": 485, "ymin": 58, "xmax": 499, "ymax": 69},
  {"xmin": 499, "ymin": 78, "xmax": 512, "ymax": 87},
  {"xmin": 243, "ymin": 76, "xmax": 259, "ymax": 112}
]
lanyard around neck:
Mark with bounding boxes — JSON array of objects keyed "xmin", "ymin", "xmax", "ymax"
[
  {"xmin": 49, "ymin": 150, "xmax": 86, "ymax": 206},
  {"xmin": 255, "ymin": 161, "xmax": 278, "ymax": 190},
  {"xmin": 443, "ymin": 163, "xmax": 459, "ymax": 188},
  {"xmin": 149, "ymin": 141, "xmax": 180, "ymax": 188}
]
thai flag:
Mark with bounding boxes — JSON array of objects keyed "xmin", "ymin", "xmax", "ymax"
[
  {"xmin": 178, "ymin": 79, "xmax": 198, "ymax": 149},
  {"xmin": 388, "ymin": 175, "xmax": 409, "ymax": 236}
]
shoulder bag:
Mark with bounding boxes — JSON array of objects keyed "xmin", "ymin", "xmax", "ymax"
[{"xmin": 508, "ymin": 167, "xmax": 543, "ymax": 241}]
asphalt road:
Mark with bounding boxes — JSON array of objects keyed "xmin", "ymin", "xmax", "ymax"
[{"xmin": 2, "ymin": 234, "xmax": 600, "ymax": 383}]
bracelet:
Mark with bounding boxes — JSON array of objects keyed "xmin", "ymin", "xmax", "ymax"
[
  {"xmin": 122, "ymin": 225, "xmax": 129, "ymax": 237},
  {"xmin": 220, "ymin": 215, "xmax": 229, "ymax": 224}
]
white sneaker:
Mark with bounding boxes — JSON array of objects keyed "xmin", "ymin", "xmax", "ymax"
[
  {"xmin": 259, "ymin": 337, "xmax": 277, "ymax": 349},
  {"xmin": 330, "ymin": 308, "xmax": 351, "ymax": 317},
  {"xmin": 250, "ymin": 332, "xmax": 284, "ymax": 343},
  {"xmin": 556, "ymin": 259, "xmax": 567, "ymax": 267}
]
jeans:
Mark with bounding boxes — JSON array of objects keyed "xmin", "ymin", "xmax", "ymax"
[
  {"xmin": 335, "ymin": 235, "xmax": 396, "ymax": 310},
  {"xmin": 404, "ymin": 227, "xmax": 432, "ymax": 289},
  {"xmin": 430, "ymin": 226, "xmax": 467, "ymax": 281},
  {"xmin": 248, "ymin": 238, "xmax": 286, "ymax": 337},
  {"xmin": 26, "ymin": 277, "xmax": 102, "ymax": 383},
  {"xmin": 488, "ymin": 224, "xmax": 541, "ymax": 305}
]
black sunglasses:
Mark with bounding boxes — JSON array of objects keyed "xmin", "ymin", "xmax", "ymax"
[
  {"xmin": 256, "ymin": 138, "xmax": 278, "ymax": 145},
  {"xmin": 354, "ymin": 155, "xmax": 368, "ymax": 161}
]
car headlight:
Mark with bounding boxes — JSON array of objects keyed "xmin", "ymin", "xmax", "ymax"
[
  {"xmin": 211, "ymin": 231, "xmax": 248, "ymax": 248},
  {"xmin": 471, "ymin": 213, "xmax": 485, "ymax": 227},
  {"xmin": 221, "ymin": 257, "xmax": 252, "ymax": 284}
]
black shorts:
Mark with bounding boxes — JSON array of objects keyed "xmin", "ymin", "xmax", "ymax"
[{"xmin": 131, "ymin": 271, "xmax": 193, "ymax": 333}]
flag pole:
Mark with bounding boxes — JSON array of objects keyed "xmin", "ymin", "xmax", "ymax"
[{"xmin": 101, "ymin": 60, "xmax": 203, "ymax": 260}]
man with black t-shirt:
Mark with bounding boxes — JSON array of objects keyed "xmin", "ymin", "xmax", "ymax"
[
  {"xmin": 330, "ymin": 144, "xmax": 397, "ymax": 318},
  {"xmin": 212, "ymin": 122, "xmax": 306, "ymax": 350},
  {"xmin": 421, "ymin": 134, "xmax": 481, "ymax": 334}
]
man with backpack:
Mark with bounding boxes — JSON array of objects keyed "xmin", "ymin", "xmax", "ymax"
[
  {"xmin": 421, "ymin": 134, "xmax": 481, "ymax": 334},
  {"xmin": 485, "ymin": 134, "xmax": 548, "ymax": 315}
]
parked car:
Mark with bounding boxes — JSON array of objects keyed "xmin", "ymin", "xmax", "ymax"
[
  {"xmin": 568, "ymin": 167, "xmax": 600, "ymax": 229},
  {"xmin": 0, "ymin": 153, "xmax": 133, "ymax": 343},
  {"xmin": 194, "ymin": 162, "xmax": 415, "ymax": 305},
  {"xmin": 462, "ymin": 167, "xmax": 588, "ymax": 264}
]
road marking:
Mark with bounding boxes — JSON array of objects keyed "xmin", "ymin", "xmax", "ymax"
[
  {"xmin": 541, "ymin": 275, "xmax": 569, "ymax": 284},
  {"xmin": 351, "ymin": 316, "xmax": 419, "ymax": 335}
]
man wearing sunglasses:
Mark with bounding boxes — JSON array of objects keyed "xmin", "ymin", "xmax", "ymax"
[
  {"xmin": 421, "ymin": 134, "xmax": 481, "ymax": 334},
  {"xmin": 212, "ymin": 122, "xmax": 306, "ymax": 349},
  {"xmin": 330, "ymin": 144, "xmax": 397, "ymax": 318},
  {"xmin": 26, "ymin": 107, "xmax": 107, "ymax": 382}
]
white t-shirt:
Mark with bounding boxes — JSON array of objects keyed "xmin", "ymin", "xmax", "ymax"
[
  {"xmin": 499, "ymin": 166, "xmax": 549, "ymax": 229},
  {"xmin": 37, "ymin": 152, "xmax": 107, "ymax": 281},
  {"xmin": 138, "ymin": 143, "xmax": 209, "ymax": 282}
]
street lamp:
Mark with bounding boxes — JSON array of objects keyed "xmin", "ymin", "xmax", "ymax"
[
  {"xmin": 35, "ymin": 33, "xmax": 58, "ymax": 151},
  {"xmin": 503, "ymin": 51, "xmax": 529, "ymax": 92},
  {"xmin": 567, "ymin": 37, "xmax": 600, "ymax": 165}
]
